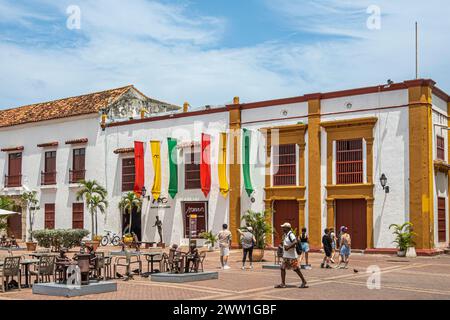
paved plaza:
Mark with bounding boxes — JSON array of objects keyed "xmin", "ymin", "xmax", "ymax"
[{"xmin": 1, "ymin": 249, "xmax": 450, "ymax": 300}]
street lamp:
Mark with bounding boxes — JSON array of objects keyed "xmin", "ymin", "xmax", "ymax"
[{"xmin": 380, "ymin": 174, "xmax": 390, "ymax": 193}]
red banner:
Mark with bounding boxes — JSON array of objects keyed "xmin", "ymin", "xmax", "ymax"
[
  {"xmin": 200, "ymin": 133, "xmax": 211, "ymax": 197},
  {"xmin": 133, "ymin": 141, "xmax": 145, "ymax": 196}
]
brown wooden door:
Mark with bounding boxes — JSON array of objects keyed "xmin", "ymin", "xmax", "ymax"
[
  {"xmin": 273, "ymin": 200, "xmax": 299, "ymax": 246},
  {"xmin": 44, "ymin": 151, "xmax": 57, "ymax": 184},
  {"xmin": 45, "ymin": 204, "xmax": 55, "ymax": 229},
  {"xmin": 438, "ymin": 197, "xmax": 447, "ymax": 243},
  {"xmin": 8, "ymin": 153, "xmax": 22, "ymax": 187},
  {"xmin": 7, "ymin": 213, "xmax": 22, "ymax": 239},
  {"xmin": 72, "ymin": 203, "xmax": 84, "ymax": 229},
  {"xmin": 336, "ymin": 199, "xmax": 367, "ymax": 250}
]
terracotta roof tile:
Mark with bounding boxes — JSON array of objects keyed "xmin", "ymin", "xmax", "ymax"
[{"xmin": 0, "ymin": 85, "xmax": 134, "ymax": 128}]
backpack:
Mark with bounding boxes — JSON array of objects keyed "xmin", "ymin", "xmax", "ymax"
[
  {"xmin": 242, "ymin": 232, "xmax": 254, "ymax": 249},
  {"xmin": 288, "ymin": 231, "xmax": 302, "ymax": 255}
]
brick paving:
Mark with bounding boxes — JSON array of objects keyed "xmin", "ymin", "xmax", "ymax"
[{"xmin": 1, "ymin": 248, "xmax": 450, "ymax": 300}]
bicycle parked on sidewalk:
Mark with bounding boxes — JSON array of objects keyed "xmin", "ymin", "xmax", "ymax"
[{"xmin": 101, "ymin": 230, "xmax": 121, "ymax": 246}]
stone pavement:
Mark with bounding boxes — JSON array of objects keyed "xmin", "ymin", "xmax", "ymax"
[{"xmin": 1, "ymin": 249, "xmax": 450, "ymax": 300}]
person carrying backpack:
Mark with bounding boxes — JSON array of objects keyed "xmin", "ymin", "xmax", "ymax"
[{"xmin": 275, "ymin": 222, "xmax": 308, "ymax": 289}]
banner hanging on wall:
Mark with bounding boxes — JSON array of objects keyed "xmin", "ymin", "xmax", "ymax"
[
  {"xmin": 242, "ymin": 129, "xmax": 254, "ymax": 197},
  {"xmin": 133, "ymin": 141, "xmax": 145, "ymax": 196},
  {"xmin": 200, "ymin": 133, "xmax": 211, "ymax": 197},
  {"xmin": 167, "ymin": 137, "xmax": 178, "ymax": 199},
  {"xmin": 218, "ymin": 133, "xmax": 229, "ymax": 197},
  {"xmin": 150, "ymin": 140, "xmax": 161, "ymax": 201}
]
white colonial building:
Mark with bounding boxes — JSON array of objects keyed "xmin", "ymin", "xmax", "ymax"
[{"xmin": 0, "ymin": 79, "xmax": 449, "ymax": 253}]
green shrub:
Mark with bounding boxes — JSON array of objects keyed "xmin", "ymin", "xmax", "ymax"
[{"xmin": 33, "ymin": 229, "xmax": 90, "ymax": 251}]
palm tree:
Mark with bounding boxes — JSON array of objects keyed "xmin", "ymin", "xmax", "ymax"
[
  {"xmin": 76, "ymin": 180, "xmax": 108, "ymax": 240},
  {"xmin": 21, "ymin": 191, "xmax": 40, "ymax": 242},
  {"xmin": 118, "ymin": 192, "xmax": 142, "ymax": 236}
]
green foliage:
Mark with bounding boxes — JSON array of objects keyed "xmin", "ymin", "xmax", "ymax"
[
  {"xmin": 389, "ymin": 222, "xmax": 416, "ymax": 251},
  {"xmin": 33, "ymin": 229, "xmax": 90, "ymax": 251},
  {"xmin": 76, "ymin": 180, "xmax": 108, "ymax": 240},
  {"xmin": 241, "ymin": 209, "xmax": 273, "ymax": 249},
  {"xmin": 200, "ymin": 231, "xmax": 218, "ymax": 247}
]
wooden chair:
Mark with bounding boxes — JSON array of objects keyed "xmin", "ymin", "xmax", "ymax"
[
  {"xmin": 102, "ymin": 251, "xmax": 112, "ymax": 280},
  {"xmin": 29, "ymin": 255, "xmax": 56, "ymax": 284},
  {"xmin": 0, "ymin": 256, "xmax": 21, "ymax": 292}
]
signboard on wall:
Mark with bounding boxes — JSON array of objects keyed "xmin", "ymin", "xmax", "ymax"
[{"xmin": 183, "ymin": 201, "xmax": 208, "ymax": 239}]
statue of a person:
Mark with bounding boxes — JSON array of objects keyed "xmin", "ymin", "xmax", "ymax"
[{"xmin": 153, "ymin": 216, "xmax": 163, "ymax": 244}]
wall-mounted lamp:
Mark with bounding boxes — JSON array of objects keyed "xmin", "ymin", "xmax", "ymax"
[{"xmin": 380, "ymin": 173, "xmax": 390, "ymax": 193}]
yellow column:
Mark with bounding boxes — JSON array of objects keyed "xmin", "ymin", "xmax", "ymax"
[
  {"xmin": 298, "ymin": 199, "xmax": 306, "ymax": 230},
  {"xmin": 306, "ymin": 94, "xmax": 322, "ymax": 248},
  {"xmin": 228, "ymin": 105, "xmax": 242, "ymax": 248},
  {"xmin": 406, "ymin": 80, "xmax": 435, "ymax": 249},
  {"xmin": 366, "ymin": 198, "xmax": 374, "ymax": 249},
  {"xmin": 366, "ymin": 137, "xmax": 374, "ymax": 184},
  {"xmin": 326, "ymin": 199, "xmax": 334, "ymax": 229}
]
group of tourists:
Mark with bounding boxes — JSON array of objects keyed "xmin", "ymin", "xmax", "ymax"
[{"xmin": 215, "ymin": 222, "xmax": 352, "ymax": 289}]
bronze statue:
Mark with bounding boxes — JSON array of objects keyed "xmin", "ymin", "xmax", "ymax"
[{"xmin": 153, "ymin": 216, "xmax": 163, "ymax": 244}]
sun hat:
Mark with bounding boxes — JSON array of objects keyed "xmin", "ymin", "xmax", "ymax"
[
  {"xmin": 281, "ymin": 222, "xmax": 292, "ymax": 229},
  {"xmin": 246, "ymin": 226, "xmax": 253, "ymax": 232}
]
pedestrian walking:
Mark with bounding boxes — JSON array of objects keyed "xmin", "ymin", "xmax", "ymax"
[
  {"xmin": 336, "ymin": 227, "xmax": 352, "ymax": 269},
  {"xmin": 330, "ymin": 227, "xmax": 337, "ymax": 264},
  {"xmin": 218, "ymin": 224, "xmax": 232, "ymax": 270},
  {"xmin": 237, "ymin": 226, "xmax": 256, "ymax": 270},
  {"xmin": 275, "ymin": 223, "xmax": 308, "ymax": 289},
  {"xmin": 321, "ymin": 228, "xmax": 332, "ymax": 269},
  {"xmin": 299, "ymin": 227, "xmax": 311, "ymax": 269}
]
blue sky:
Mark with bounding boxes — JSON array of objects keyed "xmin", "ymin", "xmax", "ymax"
[{"xmin": 0, "ymin": 0, "xmax": 450, "ymax": 109}]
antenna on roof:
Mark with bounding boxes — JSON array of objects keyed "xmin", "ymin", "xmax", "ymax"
[{"xmin": 415, "ymin": 21, "xmax": 419, "ymax": 79}]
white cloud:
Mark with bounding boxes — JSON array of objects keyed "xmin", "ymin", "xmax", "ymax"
[{"xmin": 0, "ymin": 0, "xmax": 449, "ymax": 110}]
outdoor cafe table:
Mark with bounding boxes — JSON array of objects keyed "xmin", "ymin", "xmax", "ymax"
[
  {"xmin": 29, "ymin": 252, "xmax": 58, "ymax": 259},
  {"xmin": 0, "ymin": 258, "xmax": 39, "ymax": 288},
  {"xmin": 141, "ymin": 252, "xmax": 163, "ymax": 274}
]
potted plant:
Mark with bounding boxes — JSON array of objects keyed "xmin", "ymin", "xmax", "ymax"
[
  {"xmin": 76, "ymin": 180, "xmax": 108, "ymax": 250},
  {"xmin": 389, "ymin": 222, "xmax": 416, "ymax": 257},
  {"xmin": 200, "ymin": 231, "xmax": 218, "ymax": 251},
  {"xmin": 241, "ymin": 209, "xmax": 273, "ymax": 262},
  {"xmin": 21, "ymin": 191, "xmax": 40, "ymax": 251},
  {"xmin": 123, "ymin": 233, "xmax": 134, "ymax": 245}
]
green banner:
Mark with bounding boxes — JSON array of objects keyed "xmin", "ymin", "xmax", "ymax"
[
  {"xmin": 167, "ymin": 138, "xmax": 178, "ymax": 199},
  {"xmin": 242, "ymin": 129, "xmax": 254, "ymax": 197}
]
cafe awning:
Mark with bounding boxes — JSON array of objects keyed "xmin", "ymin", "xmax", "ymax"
[{"xmin": 0, "ymin": 209, "xmax": 20, "ymax": 217}]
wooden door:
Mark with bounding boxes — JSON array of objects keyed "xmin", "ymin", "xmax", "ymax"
[
  {"xmin": 273, "ymin": 200, "xmax": 299, "ymax": 246},
  {"xmin": 336, "ymin": 199, "xmax": 367, "ymax": 250},
  {"xmin": 7, "ymin": 212, "xmax": 22, "ymax": 240},
  {"xmin": 72, "ymin": 203, "xmax": 84, "ymax": 229},
  {"xmin": 438, "ymin": 197, "xmax": 447, "ymax": 243},
  {"xmin": 45, "ymin": 204, "xmax": 55, "ymax": 229},
  {"xmin": 44, "ymin": 151, "xmax": 57, "ymax": 184},
  {"xmin": 8, "ymin": 153, "xmax": 22, "ymax": 187},
  {"xmin": 183, "ymin": 202, "xmax": 208, "ymax": 239}
]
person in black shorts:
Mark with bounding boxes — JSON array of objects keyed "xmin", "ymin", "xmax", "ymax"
[{"xmin": 321, "ymin": 228, "xmax": 332, "ymax": 269}]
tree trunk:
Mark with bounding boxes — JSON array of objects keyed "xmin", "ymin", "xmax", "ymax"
[
  {"xmin": 94, "ymin": 211, "xmax": 98, "ymax": 237},
  {"xmin": 128, "ymin": 208, "xmax": 132, "ymax": 235},
  {"xmin": 91, "ymin": 209, "xmax": 95, "ymax": 240}
]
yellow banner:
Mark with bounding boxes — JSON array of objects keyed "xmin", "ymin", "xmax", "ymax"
[
  {"xmin": 218, "ymin": 133, "xmax": 230, "ymax": 197},
  {"xmin": 150, "ymin": 141, "xmax": 161, "ymax": 200}
]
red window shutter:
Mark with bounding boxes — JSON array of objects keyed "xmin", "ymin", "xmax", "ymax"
[
  {"xmin": 438, "ymin": 197, "xmax": 447, "ymax": 243},
  {"xmin": 72, "ymin": 203, "xmax": 84, "ymax": 229},
  {"xmin": 45, "ymin": 204, "xmax": 55, "ymax": 229},
  {"xmin": 43, "ymin": 151, "xmax": 57, "ymax": 185},
  {"xmin": 122, "ymin": 158, "xmax": 135, "ymax": 192},
  {"xmin": 273, "ymin": 144, "xmax": 297, "ymax": 186},
  {"xmin": 336, "ymin": 139, "xmax": 363, "ymax": 184},
  {"xmin": 437, "ymin": 136, "xmax": 445, "ymax": 161},
  {"xmin": 185, "ymin": 148, "xmax": 201, "ymax": 189},
  {"xmin": 7, "ymin": 153, "xmax": 22, "ymax": 187}
]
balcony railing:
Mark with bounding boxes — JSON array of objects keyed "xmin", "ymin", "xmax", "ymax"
[
  {"xmin": 41, "ymin": 171, "xmax": 57, "ymax": 186},
  {"xmin": 4, "ymin": 174, "xmax": 22, "ymax": 188},
  {"xmin": 69, "ymin": 169, "xmax": 85, "ymax": 184}
]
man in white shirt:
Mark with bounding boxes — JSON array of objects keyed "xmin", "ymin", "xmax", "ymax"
[
  {"xmin": 217, "ymin": 224, "xmax": 232, "ymax": 270},
  {"xmin": 275, "ymin": 223, "xmax": 308, "ymax": 289}
]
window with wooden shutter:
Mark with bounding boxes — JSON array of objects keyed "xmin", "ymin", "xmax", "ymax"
[
  {"xmin": 6, "ymin": 152, "xmax": 22, "ymax": 187},
  {"xmin": 42, "ymin": 151, "xmax": 57, "ymax": 185},
  {"xmin": 336, "ymin": 139, "xmax": 363, "ymax": 184},
  {"xmin": 72, "ymin": 203, "xmax": 84, "ymax": 229},
  {"xmin": 45, "ymin": 204, "xmax": 55, "ymax": 229},
  {"xmin": 438, "ymin": 197, "xmax": 447, "ymax": 243},
  {"xmin": 122, "ymin": 158, "xmax": 135, "ymax": 192},
  {"xmin": 70, "ymin": 148, "xmax": 86, "ymax": 183},
  {"xmin": 273, "ymin": 144, "xmax": 297, "ymax": 186},
  {"xmin": 184, "ymin": 147, "xmax": 201, "ymax": 189},
  {"xmin": 437, "ymin": 136, "xmax": 445, "ymax": 161}
]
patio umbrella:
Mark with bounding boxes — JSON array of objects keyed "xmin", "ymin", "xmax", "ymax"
[{"xmin": 0, "ymin": 209, "xmax": 20, "ymax": 217}]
